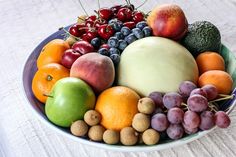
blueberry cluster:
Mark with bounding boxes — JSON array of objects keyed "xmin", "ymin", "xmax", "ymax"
[{"xmin": 92, "ymin": 20, "xmax": 152, "ymax": 66}]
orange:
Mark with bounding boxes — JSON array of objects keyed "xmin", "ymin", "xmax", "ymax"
[
  {"xmin": 95, "ymin": 86, "xmax": 140, "ymax": 131},
  {"xmin": 198, "ymin": 70, "xmax": 233, "ymax": 94},
  {"xmin": 196, "ymin": 51, "xmax": 225, "ymax": 74},
  {"xmin": 37, "ymin": 39, "xmax": 70, "ymax": 68},
  {"xmin": 32, "ymin": 63, "xmax": 70, "ymax": 103}
]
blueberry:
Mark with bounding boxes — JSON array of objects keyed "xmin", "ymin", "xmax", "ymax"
[
  {"xmin": 108, "ymin": 18, "xmax": 118, "ymax": 24},
  {"xmin": 132, "ymin": 28, "xmax": 144, "ymax": 39},
  {"xmin": 142, "ymin": 26, "xmax": 152, "ymax": 37},
  {"xmin": 121, "ymin": 26, "xmax": 131, "ymax": 36},
  {"xmin": 114, "ymin": 32, "xmax": 124, "ymax": 40},
  {"xmin": 98, "ymin": 48, "xmax": 109, "ymax": 56},
  {"xmin": 112, "ymin": 22, "xmax": 123, "ymax": 32},
  {"xmin": 118, "ymin": 40, "xmax": 128, "ymax": 51},
  {"xmin": 90, "ymin": 37, "xmax": 101, "ymax": 48},
  {"xmin": 110, "ymin": 54, "xmax": 120, "ymax": 65},
  {"xmin": 109, "ymin": 47, "xmax": 120, "ymax": 55},
  {"xmin": 107, "ymin": 37, "xmax": 119, "ymax": 48},
  {"xmin": 136, "ymin": 21, "xmax": 147, "ymax": 30},
  {"xmin": 125, "ymin": 33, "xmax": 137, "ymax": 44}
]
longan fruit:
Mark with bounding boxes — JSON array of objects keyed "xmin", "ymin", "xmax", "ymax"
[
  {"xmin": 84, "ymin": 110, "xmax": 101, "ymax": 126},
  {"xmin": 142, "ymin": 129, "xmax": 160, "ymax": 145},
  {"xmin": 120, "ymin": 127, "xmax": 138, "ymax": 146},
  {"xmin": 132, "ymin": 113, "xmax": 150, "ymax": 132},
  {"xmin": 138, "ymin": 97, "xmax": 156, "ymax": 114},
  {"xmin": 70, "ymin": 120, "xmax": 88, "ymax": 137},
  {"xmin": 88, "ymin": 125, "xmax": 105, "ymax": 142},
  {"xmin": 103, "ymin": 130, "xmax": 120, "ymax": 144}
]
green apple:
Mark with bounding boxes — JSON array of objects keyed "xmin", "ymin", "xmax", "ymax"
[
  {"xmin": 45, "ymin": 77, "xmax": 95, "ymax": 127},
  {"xmin": 117, "ymin": 37, "xmax": 199, "ymax": 96}
]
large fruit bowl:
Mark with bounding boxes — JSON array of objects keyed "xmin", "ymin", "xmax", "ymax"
[{"xmin": 21, "ymin": 26, "xmax": 236, "ymax": 152}]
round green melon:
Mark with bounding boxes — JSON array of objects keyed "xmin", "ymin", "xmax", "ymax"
[{"xmin": 117, "ymin": 37, "xmax": 199, "ymax": 96}]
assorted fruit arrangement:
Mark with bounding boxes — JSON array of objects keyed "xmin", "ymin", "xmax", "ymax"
[{"xmin": 31, "ymin": 1, "xmax": 235, "ymax": 146}]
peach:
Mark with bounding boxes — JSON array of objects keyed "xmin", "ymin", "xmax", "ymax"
[
  {"xmin": 147, "ymin": 4, "xmax": 188, "ymax": 40},
  {"xmin": 70, "ymin": 53, "xmax": 115, "ymax": 93}
]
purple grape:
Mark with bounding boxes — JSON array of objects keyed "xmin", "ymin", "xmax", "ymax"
[
  {"xmin": 215, "ymin": 111, "xmax": 231, "ymax": 128},
  {"xmin": 148, "ymin": 91, "xmax": 163, "ymax": 108},
  {"xmin": 183, "ymin": 110, "xmax": 200, "ymax": 129},
  {"xmin": 190, "ymin": 88, "xmax": 207, "ymax": 98},
  {"xmin": 166, "ymin": 124, "xmax": 184, "ymax": 140},
  {"xmin": 201, "ymin": 84, "xmax": 218, "ymax": 100},
  {"xmin": 163, "ymin": 92, "xmax": 183, "ymax": 109},
  {"xmin": 199, "ymin": 111, "xmax": 215, "ymax": 130},
  {"xmin": 152, "ymin": 107, "xmax": 163, "ymax": 115},
  {"xmin": 167, "ymin": 107, "xmax": 184, "ymax": 124},
  {"xmin": 187, "ymin": 95, "xmax": 208, "ymax": 112},
  {"xmin": 151, "ymin": 113, "xmax": 169, "ymax": 132},
  {"xmin": 179, "ymin": 81, "xmax": 197, "ymax": 98},
  {"xmin": 182, "ymin": 122, "xmax": 198, "ymax": 134}
]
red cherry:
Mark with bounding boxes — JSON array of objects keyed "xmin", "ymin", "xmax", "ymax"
[
  {"xmin": 69, "ymin": 24, "xmax": 85, "ymax": 37},
  {"xmin": 133, "ymin": 11, "xmax": 144, "ymax": 23},
  {"xmin": 94, "ymin": 19, "xmax": 107, "ymax": 29},
  {"xmin": 85, "ymin": 15, "xmax": 97, "ymax": 22},
  {"xmin": 117, "ymin": 8, "xmax": 133, "ymax": 22},
  {"xmin": 110, "ymin": 5, "xmax": 122, "ymax": 14},
  {"xmin": 98, "ymin": 8, "xmax": 113, "ymax": 21},
  {"xmin": 72, "ymin": 41, "xmax": 94, "ymax": 55},
  {"xmin": 100, "ymin": 44, "xmax": 110, "ymax": 50},
  {"xmin": 98, "ymin": 24, "xmax": 114, "ymax": 40},
  {"xmin": 85, "ymin": 20, "xmax": 94, "ymax": 27},
  {"xmin": 123, "ymin": 21, "xmax": 136, "ymax": 29},
  {"xmin": 61, "ymin": 49, "xmax": 82, "ymax": 69}
]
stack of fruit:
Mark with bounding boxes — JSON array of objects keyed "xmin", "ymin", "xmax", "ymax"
[{"xmin": 31, "ymin": 1, "xmax": 235, "ymax": 146}]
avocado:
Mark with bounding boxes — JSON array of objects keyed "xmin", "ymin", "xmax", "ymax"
[{"xmin": 182, "ymin": 21, "xmax": 221, "ymax": 57}]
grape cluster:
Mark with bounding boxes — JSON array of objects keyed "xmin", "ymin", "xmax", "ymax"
[{"xmin": 149, "ymin": 81, "xmax": 232, "ymax": 140}]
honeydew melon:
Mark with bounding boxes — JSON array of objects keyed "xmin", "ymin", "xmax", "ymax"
[{"xmin": 117, "ymin": 37, "xmax": 199, "ymax": 96}]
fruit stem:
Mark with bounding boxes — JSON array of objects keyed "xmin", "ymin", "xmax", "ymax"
[
  {"xmin": 77, "ymin": 0, "xmax": 89, "ymax": 16},
  {"xmin": 59, "ymin": 27, "xmax": 81, "ymax": 41},
  {"xmin": 43, "ymin": 94, "xmax": 53, "ymax": 98},
  {"xmin": 97, "ymin": 0, "xmax": 101, "ymax": 18},
  {"xmin": 210, "ymin": 94, "xmax": 235, "ymax": 103},
  {"xmin": 136, "ymin": 0, "xmax": 148, "ymax": 9},
  {"xmin": 208, "ymin": 102, "xmax": 218, "ymax": 113},
  {"xmin": 218, "ymin": 94, "xmax": 231, "ymax": 97},
  {"xmin": 77, "ymin": 16, "xmax": 85, "ymax": 21},
  {"xmin": 46, "ymin": 75, "xmax": 53, "ymax": 81}
]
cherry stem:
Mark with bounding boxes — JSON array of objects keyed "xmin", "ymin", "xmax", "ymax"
[
  {"xmin": 97, "ymin": 0, "xmax": 101, "ymax": 17},
  {"xmin": 59, "ymin": 27, "xmax": 81, "ymax": 40},
  {"xmin": 209, "ymin": 94, "xmax": 235, "ymax": 103},
  {"xmin": 77, "ymin": 0, "xmax": 88, "ymax": 16},
  {"xmin": 77, "ymin": 16, "xmax": 85, "ymax": 21},
  {"xmin": 136, "ymin": 0, "xmax": 148, "ymax": 9}
]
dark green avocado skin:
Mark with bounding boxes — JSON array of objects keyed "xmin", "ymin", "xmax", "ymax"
[{"xmin": 182, "ymin": 21, "xmax": 221, "ymax": 57}]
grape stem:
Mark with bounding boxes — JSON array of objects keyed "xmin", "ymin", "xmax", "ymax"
[{"xmin": 209, "ymin": 94, "xmax": 235, "ymax": 103}]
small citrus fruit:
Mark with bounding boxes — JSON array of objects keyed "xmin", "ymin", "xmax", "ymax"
[
  {"xmin": 37, "ymin": 39, "xmax": 70, "ymax": 68},
  {"xmin": 32, "ymin": 63, "xmax": 69, "ymax": 103},
  {"xmin": 196, "ymin": 51, "xmax": 225, "ymax": 74},
  {"xmin": 95, "ymin": 86, "xmax": 140, "ymax": 131},
  {"xmin": 198, "ymin": 70, "xmax": 233, "ymax": 94}
]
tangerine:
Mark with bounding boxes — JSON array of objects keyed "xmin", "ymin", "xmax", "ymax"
[
  {"xmin": 37, "ymin": 39, "xmax": 70, "ymax": 68},
  {"xmin": 32, "ymin": 63, "xmax": 70, "ymax": 103}
]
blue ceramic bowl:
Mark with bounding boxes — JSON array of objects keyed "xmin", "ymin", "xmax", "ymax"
[{"xmin": 22, "ymin": 27, "xmax": 236, "ymax": 152}]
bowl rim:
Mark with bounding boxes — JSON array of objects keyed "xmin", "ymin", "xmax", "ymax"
[{"xmin": 21, "ymin": 28, "xmax": 236, "ymax": 152}]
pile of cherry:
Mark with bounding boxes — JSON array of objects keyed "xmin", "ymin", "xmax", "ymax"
[
  {"xmin": 149, "ymin": 81, "xmax": 232, "ymax": 140},
  {"xmin": 65, "ymin": 4, "xmax": 152, "ymax": 66}
]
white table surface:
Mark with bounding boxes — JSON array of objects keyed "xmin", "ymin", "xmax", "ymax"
[{"xmin": 1, "ymin": 0, "xmax": 236, "ymax": 156}]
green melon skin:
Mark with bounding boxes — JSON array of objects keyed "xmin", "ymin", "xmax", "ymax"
[{"xmin": 117, "ymin": 37, "xmax": 199, "ymax": 97}]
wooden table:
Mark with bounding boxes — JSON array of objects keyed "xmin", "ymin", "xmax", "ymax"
[{"xmin": 1, "ymin": 0, "xmax": 236, "ymax": 156}]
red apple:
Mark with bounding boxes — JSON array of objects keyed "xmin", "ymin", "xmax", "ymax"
[
  {"xmin": 61, "ymin": 49, "xmax": 82, "ymax": 69},
  {"xmin": 147, "ymin": 4, "xmax": 188, "ymax": 40},
  {"xmin": 72, "ymin": 41, "xmax": 95, "ymax": 55}
]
